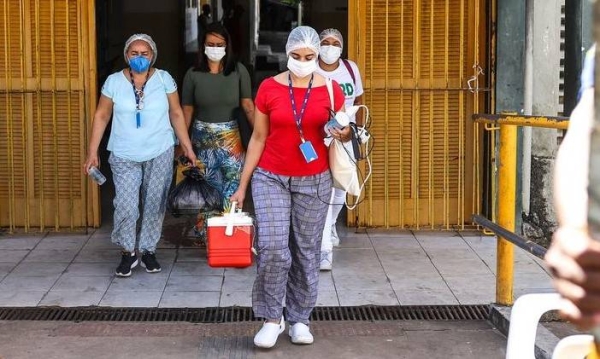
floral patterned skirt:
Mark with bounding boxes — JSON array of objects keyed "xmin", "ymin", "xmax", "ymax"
[{"xmin": 191, "ymin": 119, "xmax": 245, "ymax": 241}]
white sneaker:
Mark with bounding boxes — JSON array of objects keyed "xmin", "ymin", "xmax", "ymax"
[
  {"xmin": 289, "ymin": 323, "xmax": 314, "ymax": 344},
  {"xmin": 331, "ymin": 225, "xmax": 340, "ymax": 247},
  {"xmin": 319, "ymin": 250, "xmax": 333, "ymax": 271},
  {"xmin": 254, "ymin": 316, "xmax": 285, "ymax": 348}
]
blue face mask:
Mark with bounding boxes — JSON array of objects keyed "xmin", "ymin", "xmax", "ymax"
[{"xmin": 129, "ymin": 56, "xmax": 151, "ymax": 73}]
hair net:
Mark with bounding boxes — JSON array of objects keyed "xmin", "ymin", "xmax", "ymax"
[
  {"xmin": 123, "ymin": 34, "xmax": 158, "ymax": 66},
  {"xmin": 319, "ymin": 28, "xmax": 344, "ymax": 49},
  {"xmin": 285, "ymin": 26, "xmax": 320, "ymax": 56}
]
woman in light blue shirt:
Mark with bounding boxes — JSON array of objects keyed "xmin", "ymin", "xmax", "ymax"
[{"xmin": 84, "ymin": 34, "xmax": 196, "ymax": 277}]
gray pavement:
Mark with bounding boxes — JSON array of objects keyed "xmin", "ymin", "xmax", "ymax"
[
  {"xmin": 0, "ymin": 224, "xmax": 564, "ymax": 358},
  {"xmin": 0, "ymin": 225, "xmax": 554, "ymax": 307},
  {"xmin": 0, "ymin": 320, "xmax": 507, "ymax": 359}
]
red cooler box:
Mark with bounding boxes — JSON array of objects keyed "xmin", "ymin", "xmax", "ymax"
[{"xmin": 207, "ymin": 211, "xmax": 254, "ymax": 268}]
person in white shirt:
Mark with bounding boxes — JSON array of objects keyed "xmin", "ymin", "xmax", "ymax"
[
  {"xmin": 546, "ymin": 89, "xmax": 600, "ymax": 329},
  {"xmin": 315, "ymin": 28, "xmax": 364, "ymax": 270}
]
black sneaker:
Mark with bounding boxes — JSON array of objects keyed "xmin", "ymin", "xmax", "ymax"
[
  {"xmin": 116, "ymin": 251, "xmax": 138, "ymax": 277},
  {"xmin": 141, "ymin": 252, "xmax": 161, "ymax": 273}
]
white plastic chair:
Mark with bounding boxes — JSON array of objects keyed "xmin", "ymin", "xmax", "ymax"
[
  {"xmin": 506, "ymin": 293, "xmax": 592, "ymax": 359},
  {"xmin": 552, "ymin": 334, "xmax": 594, "ymax": 359}
]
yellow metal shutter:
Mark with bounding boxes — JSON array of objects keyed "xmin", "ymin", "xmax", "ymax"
[
  {"xmin": 348, "ymin": 0, "xmax": 487, "ymax": 228},
  {"xmin": 0, "ymin": 0, "xmax": 98, "ymax": 231}
]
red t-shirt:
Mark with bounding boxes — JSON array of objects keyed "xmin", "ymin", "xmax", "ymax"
[{"xmin": 255, "ymin": 77, "xmax": 345, "ymax": 176}]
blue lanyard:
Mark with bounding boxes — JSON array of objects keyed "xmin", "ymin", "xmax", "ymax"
[
  {"xmin": 288, "ymin": 73, "xmax": 314, "ymax": 142},
  {"xmin": 129, "ymin": 69, "xmax": 149, "ymax": 128}
]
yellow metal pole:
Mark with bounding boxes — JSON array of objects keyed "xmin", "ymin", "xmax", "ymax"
[
  {"xmin": 497, "ymin": 124, "xmax": 516, "ymax": 305},
  {"xmin": 473, "ymin": 114, "xmax": 569, "ymax": 129}
]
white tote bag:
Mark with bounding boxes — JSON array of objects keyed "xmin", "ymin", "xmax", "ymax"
[
  {"xmin": 329, "ymin": 139, "xmax": 361, "ymax": 196},
  {"xmin": 326, "ymin": 79, "xmax": 361, "ymax": 196}
]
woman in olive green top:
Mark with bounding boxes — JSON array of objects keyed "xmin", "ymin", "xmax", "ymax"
[{"xmin": 182, "ymin": 22, "xmax": 254, "ymax": 240}]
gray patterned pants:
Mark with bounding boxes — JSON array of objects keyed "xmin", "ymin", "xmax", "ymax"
[
  {"xmin": 251, "ymin": 168, "xmax": 332, "ymax": 325},
  {"xmin": 108, "ymin": 147, "xmax": 174, "ymax": 253}
]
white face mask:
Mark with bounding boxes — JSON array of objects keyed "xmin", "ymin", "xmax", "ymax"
[
  {"xmin": 287, "ymin": 57, "xmax": 318, "ymax": 78},
  {"xmin": 205, "ymin": 46, "xmax": 226, "ymax": 62},
  {"xmin": 319, "ymin": 45, "xmax": 342, "ymax": 65}
]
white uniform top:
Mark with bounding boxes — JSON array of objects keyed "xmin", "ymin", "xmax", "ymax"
[{"xmin": 316, "ymin": 59, "xmax": 364, "ymax": 123}]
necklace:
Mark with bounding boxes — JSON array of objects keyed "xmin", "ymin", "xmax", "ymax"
[{"xmin": 128, "ymin": 69, "xmax": 150, "ymax": 128}]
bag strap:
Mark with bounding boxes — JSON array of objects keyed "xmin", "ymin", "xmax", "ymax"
[
  {"xmin": 326, "ymin": 78, "xmax": 334, "ymax": 111},
  {"xmin": 342, "ymin": 59, "xmax": 356, "ymax": 86},
  {"xmin": 236, "ymin": 62, "xmax": 244, "ymax": 106},
  {"xmin": 236, "ymin": 62, "xmax": 241, "ymax": 91},
  {"xmin": 236, "ymin": 63, "xmax": 241, "ymax": 104}
]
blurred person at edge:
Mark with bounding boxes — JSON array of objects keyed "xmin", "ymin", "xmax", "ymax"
[
  {"xmin": 181, "ymin": 22, "xmax": 254, "ymax": 242},
  {"xmin": 229, "ymin": 26, "xmax": 347, "ymax": 348},
  {"xmin": 197, "ymin": 3, "xmax": 212, "ymax": 48},
  {"xmin": 315, "ymin": 28, "xmax": 365, "ymax": 271},
  {"xmin": 545, "ymin": 42, "xmax": 600, "ymax": 329},
  {"xmin": 83, "ymin": 34, "xmax": 197, "ymax": 278}
]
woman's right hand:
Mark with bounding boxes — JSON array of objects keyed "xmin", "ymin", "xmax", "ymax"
[
  {"xmin": 331, "ymin": 126, "xmax": 353, "ymax": 142},
  {"xmin": 174, "ymin": 145, "xmax": 185, "ymax": 160},
  {"xmin": 83, "ymin": 153, "xmax": 99, "ymax": 175},
  {"xmin": 545, "ymin": 227, "xmax": 600, "ymax": 329},
  {"xmin": 230, "ymin": 188, "xmax": 246, "ymax": 210}
]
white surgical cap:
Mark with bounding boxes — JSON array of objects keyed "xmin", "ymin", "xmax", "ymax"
[
  {"xmin": 124, "ymin": 34, "xmax": 158, "ymax": 66},
  {"xmin": 285, "ymin": 26, "xmax": 320, "ymax": 56},
  {"xmin": 319, "ymin": 28, "xmax": 344, "ymax": 49}
]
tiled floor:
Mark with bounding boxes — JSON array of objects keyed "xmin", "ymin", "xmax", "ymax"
[{"xmin": 0, "ymin": 227, "xmax": 554, "ymax": 307}]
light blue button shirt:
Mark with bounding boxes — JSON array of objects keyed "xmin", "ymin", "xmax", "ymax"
[{"xmin": 102, "ymin": 69, "xmax": 177, "ymax": 162}]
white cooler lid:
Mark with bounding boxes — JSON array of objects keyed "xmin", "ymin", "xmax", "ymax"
[{"xmin": 207, "ymin": 213, "xmax": 253, "ymax": 227}]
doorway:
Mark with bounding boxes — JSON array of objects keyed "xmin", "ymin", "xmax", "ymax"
[{"xmin": 252, "ymin": 1, "xmax": 350, "ymax": 87}]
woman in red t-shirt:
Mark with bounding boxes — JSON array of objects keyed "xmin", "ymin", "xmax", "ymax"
[{"xmin": 230, "ymin": 26, "xmax": 347, "ymax": 348}]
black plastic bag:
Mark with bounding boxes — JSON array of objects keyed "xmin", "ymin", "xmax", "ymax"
[
  {"xmin": 198, "ymin": 179, "xmax": 222, "ymax": 212},
  {"xmin": 167, "ymin": 167, "xmax": 222, "ymax": 216},
  {"xmin": 167, "ymin": 178, "xmax": 206, "ymax": 217}
]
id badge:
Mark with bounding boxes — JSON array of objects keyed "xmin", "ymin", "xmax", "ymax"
[{"xmin": 299, "ymin": 141, "xmax": 318, "ymax": 163}]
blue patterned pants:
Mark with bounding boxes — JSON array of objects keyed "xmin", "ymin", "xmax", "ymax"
[
  {"xmin": 251, "ymin": 168, "xmax": 332, "ymax": 325},
  {"xmin": 109, "ymin": 147, "xmax": 174, "ymax": 253}
]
